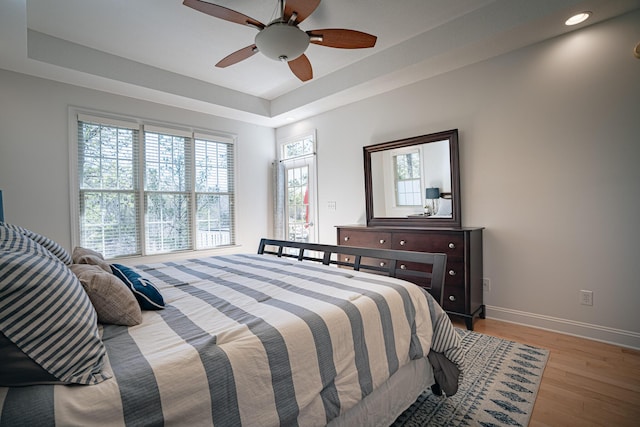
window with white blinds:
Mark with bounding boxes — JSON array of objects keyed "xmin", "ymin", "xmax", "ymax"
[
  {"xmin": 194, "ymin": 135, "xmax": 235, "ymax": 250},
  {"xmin": 75, "ymin": 113, "xmax": 235, "ymax": 258},
  {"xmin": 143, "ymin": 127, "xmax": 192, "ymax": 254},
  {"xmin": 393, "ymin": 151, "xmax": 422, "ymax": 207}
]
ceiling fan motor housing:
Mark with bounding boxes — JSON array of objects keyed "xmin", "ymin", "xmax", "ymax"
[{"xmin": 255, "ymin": 23, "xmax": 310, "ymax": 62}]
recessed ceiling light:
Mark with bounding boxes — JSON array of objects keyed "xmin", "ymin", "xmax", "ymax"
[{"xmin": 565, "ymin": 12, "xmax": 591, "ymax": 26}]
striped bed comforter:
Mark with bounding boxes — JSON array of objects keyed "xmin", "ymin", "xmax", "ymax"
[{"xmin": 0, "ymin": 253, "xmax": 460, "ymax": 427}]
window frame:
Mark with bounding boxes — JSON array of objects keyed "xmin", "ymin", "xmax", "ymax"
[
  {"xmin": 387, "ymin": 146, "xmax": 423, "ymax": 209},
  {"xmin": 69, "ymin": 108, "xmax": 237, "ymax": 260}
]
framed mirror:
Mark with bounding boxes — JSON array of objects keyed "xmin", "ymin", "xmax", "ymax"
[{"xmin": 364, "ymin": 129, "xmax": 461, "ymax": 228}]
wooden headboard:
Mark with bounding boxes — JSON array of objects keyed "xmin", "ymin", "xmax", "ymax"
[{"xmin": 257, "ymin": 238, "xmax": 447, "ymax": 305}]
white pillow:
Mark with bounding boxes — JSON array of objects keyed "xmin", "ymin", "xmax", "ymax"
[{"xmin": 436, "ymin": 198, "xmax": 453, "ymax": 216}]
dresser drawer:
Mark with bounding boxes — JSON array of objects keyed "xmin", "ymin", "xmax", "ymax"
[
  {"xmin": 444, "ymin": 260, "xmax": 465, "ymax": 286},
  {"xmin": 338, "ymin": 254, "xmax": 389, "ymax": 275},
  {"xmin": 338, "ymin": 254, "xmax": 391, "ymax": 272},
  {"xmin": 392, "ymin": 232, "xmax": 464, "ymax": 260},
  {"xmin": 442, "ymin": 285, "xmax": 465, "ymax": 313},
  {"xmin": 338, "ymin": 230, "xmax": 392, "ymax": 249}
]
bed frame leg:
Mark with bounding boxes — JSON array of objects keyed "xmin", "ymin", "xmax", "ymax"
[{"xmin": 431, "ymin": 383, "xmax": 442, "ymax": 396}]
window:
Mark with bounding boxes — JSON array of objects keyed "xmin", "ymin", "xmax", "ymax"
[
  {"xmin": 282, "ymin": 137, "xmax": 314, "ymax": 160},
  {"xmin": 74, "ymin": 113, "xmax": 235, "ymax": 258},
  {"xmin": 393, "ymin": 151, "xmax": 422, "ymax": 206},
  {"xmin": 144, "ymin": 127, "xmax": 191, "ymax": 254},
  {"xmin": 286, "ymin": 165, "xmax": 309, "ymax": 242},
  {"xmin": 193, "ymin": 136, "xmax": 234, "ymax": 249},
  {"xmin": 76, "ymin": 117, "xmax": 140, "ymax": 258},
  {"xmin": 276, "ymin": 132, "xmax": 317, "ymax": 243}
]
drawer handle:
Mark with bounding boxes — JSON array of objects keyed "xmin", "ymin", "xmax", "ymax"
[
  {"xmin": 400, "ymin": 264, "xmax": 406, "ymax": 270},
  {"xmin": 344, "ymin": 236, "xmax": 350, "ymax": 242},
  {"xmin": 344, "ymin": 257, "xmax": 350, "ymax": 262},
  {"xmin": 448, "ymin": 242, "xmax": 456, "ymax": 249},
  {"xmin": 448, "ymin": 270, "xmax": 456, "ymax": 276},
  {"xmin": 449, "ymin": 295, "xmax": 456, "ymax": 302},
  {"xmin": 379, "ymin": 239, "xmax": 386, "ymax": 244},
  {"xmin": 399, "ymin": 240, "xmax": 406, "ymax": 246},
  {"xmin": 379, "ymin": 261, "xmax": 386, "ymax": 267}
]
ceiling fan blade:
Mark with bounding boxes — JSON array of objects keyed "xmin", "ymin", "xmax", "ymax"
[
  {"xmin": 288, "ymin": 54, "xmax": 313, "ymax": 82},
  {"xmin": 284, "ymin": 0, "xmax": 321, "ymax": 24},
  {"xmin": 183, "ymin": 0, "xmax": 264, "ymax": 29},
  {"xmin": 215, "ymin": 45, "xmax": 258, "ymax": 68},
  {"xmin": 308, "ymin": 29, "xmax": 377, "ymax": 49}
]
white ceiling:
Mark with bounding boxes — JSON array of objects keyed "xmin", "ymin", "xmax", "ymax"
[{"xmin": 1, "ymin": 0, "xmax": 638, "ymax": 127}]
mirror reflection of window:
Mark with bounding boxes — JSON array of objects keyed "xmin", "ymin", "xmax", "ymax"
[
  {"xmin": 365, "ymin": 129, "xmax": 460, "ymax": 227},
  {"xmin": 394, "ymin": 151, "xmax": 421, "ymax": 206}
]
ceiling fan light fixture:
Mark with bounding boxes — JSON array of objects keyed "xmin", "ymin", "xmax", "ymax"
[
  {"xmin": 255, "ymin": 23, "xmax": 310, "ymax": 62},
  {"xmin": 183, "ymin": 0, "xmax": 376, "ymax": 81}
]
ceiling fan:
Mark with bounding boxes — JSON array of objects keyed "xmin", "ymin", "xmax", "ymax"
[{"xmin": 183, "ymin": 0, "xmax": 377, "ymax": 82}]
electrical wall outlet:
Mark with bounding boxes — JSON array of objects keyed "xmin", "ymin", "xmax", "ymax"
[
  {"xmin": 579, "ymin": 290, "xmax": 593, "ymax": 306},
  {"xmin": 482, "ymin": 278, "xmax": 491, "ymax": 292}
]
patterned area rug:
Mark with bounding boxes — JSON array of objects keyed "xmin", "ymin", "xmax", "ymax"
[{"xmin": 392, "ymin": 329, "xmax": 549, "ymax": 427}]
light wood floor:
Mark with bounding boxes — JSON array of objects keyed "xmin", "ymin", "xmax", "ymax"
[{"xmin": 452, "ymin": 318, "xmax": 640, "ymax": 426}]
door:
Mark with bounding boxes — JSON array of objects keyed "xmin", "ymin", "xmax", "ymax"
[{"xmin": 284, "ymin": 157, "xmax": 316, "ymax": 243}]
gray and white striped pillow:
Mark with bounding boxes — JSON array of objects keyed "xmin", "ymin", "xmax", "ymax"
[
  {"xmin": 0, "ymin": 222, "xmax": 72, "ymax": 265},
  {"xmin": 0, "ymin": 225, "xmax": 110, "ymax": 385}
]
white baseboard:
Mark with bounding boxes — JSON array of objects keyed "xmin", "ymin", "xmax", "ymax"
[{"xmin": 485, "ymin": 305, "xmax": 640, "ymax": 350}]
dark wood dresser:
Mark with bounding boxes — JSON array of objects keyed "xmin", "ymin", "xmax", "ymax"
[{"xmin": 336, "ymin": 225, "xmax": 484, "ymax": 330}]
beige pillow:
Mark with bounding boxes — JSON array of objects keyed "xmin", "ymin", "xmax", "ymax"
[
  {"xmin": 70, "ymin": 264, "xmax": 142, "ymax": 326},
  {"xmin": 72, "ymin": 246, "xmax": 112, "ymax": 272}
]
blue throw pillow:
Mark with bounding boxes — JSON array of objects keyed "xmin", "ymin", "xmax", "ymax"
[{"xmin": 110, "ymin": 264, "xmax": 165, "ymax": 310}]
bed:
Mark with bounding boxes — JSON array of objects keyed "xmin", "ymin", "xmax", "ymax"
[{"xmin": 0, "ymin": 224, "xmax": 462, "ymax": 427}]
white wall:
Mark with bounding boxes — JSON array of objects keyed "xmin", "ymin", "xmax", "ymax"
[
  {"xmin": 277, "ymin": 11, "xmax": 640, "ymax": 348},
  {"xmin": 0, "ymin": 69, "xmax": 275, "ymax": 255}
]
